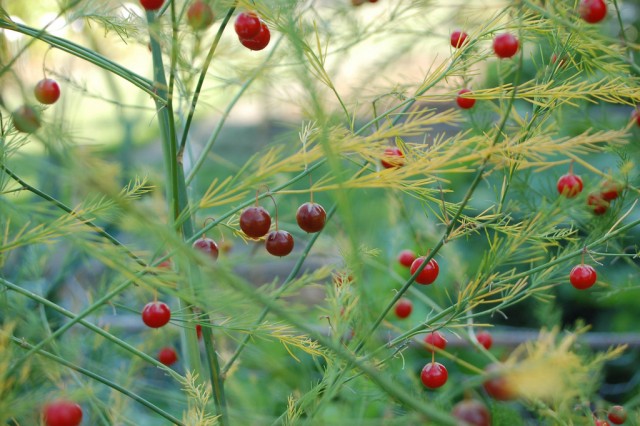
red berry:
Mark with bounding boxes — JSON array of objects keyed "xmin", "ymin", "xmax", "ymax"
[
  {"xmin": 632, "ymin": 109, "xmax": 640, "ymax": 127},
  {"xmin": 240, "ymin": 206, "xmax": 271, "ymax": 238},
  {"xmin": 140, "ymin": 0, "xmax": 164, "ymax": 11},
  {"xmin": 596, "ymin": 420, "xmax": 611, "ymax": 426},
  {"xmin": 394, "ymin": 298, "xmax": 413, "ymax": 319},
  {"xmin": 158, "ymin": 259, "xmax": 172, "ymax": 269},
  {"xmin": 450, "ymin": 30, "xmax": 469, "ymax": 48},
  {"xmin": 600, "ymin": 181, "xmax": 621, "ymax": 201},
  {"xmin": 551, "ymin": 53, "xmax": 568, "ymax": 68},
  {"xmin": 397, "ymin": 249, "xmax": 416, "ymax": 268},
  {"xmin": 196, "ymin": 324, "xmax": 203, "ymax": 339},
  {"xmin": 476, "ymin": 331, "xmax": 493, "ymax": 350},
  {"xmin": 569, "ymin": 264, "xmax": 597, "ymax": 290},
  {"xmin": 142, "ymin": 301, "xmax": 171, "ymax": 328},
  {"xmin": 193, "ymin": 237, "xmax": 219, "ymax": 261},
  {"xmin": 34, "ymin": 78, "xmax": 61, "ymax": 105},
  {"xmin": 43, "ymin": 401, "xmax": 83, "ymax": 426},
  {"xmin": 608, "ymin": 405, "xmax": 627, "ymax": 425},
  {"xmin": 381, "ymin": 147, "xmax": 404, "ymax": 168},
  {"xmin": 587, "ymin": 193, "xmax": 609, "ymax": 215},
  {"xmin": 493, "ymin": 33, "xmax": 519, "ymax": 59},
  {"xmin": 557, "ymin": 173, "xmax": 583, "ymax": 198},
  {"xmin": 296, "ymin": 202, "xmax": 327, "ymax": 233},
  {"xmin": 579, "ymin": 0, "xmax": 607, "ymax": 23},
  {"xmin": 239, "ymin": 22, "xmax": 271, "ymax": 51},
  {"xmin": 483, "ymin": 363, "xmax": 515, "ymax": 401},
  {"xmin": 409, "ymin": 256, "xmax": 439, "ymax": 285},
  {"xmin": 187, "ymin": 1, "xmax": 215, "ymax": 31},
  {"xmin": 424, "ymin": 331, "xmax": 447, "ymax": 351},
  {"xmin": 234, "ymin": 12, "xmax": 261, "ymax": 38},
  {"xmin": 265, "ymin": 230, "xmax": 294, "ymax": 256},
  {"xmin": 12, "ymin": 105, "xmax": 41, "ymax": 133},
  {"xmin": 420, "ymin": 362, "xmax": 448, "ymax": 389},
  {"xmin": 158, "ymin": 347, "xmax": 178, "ymax": 366},
  {"xmin": 451, "ymin": 400, "xmax": 491, "ymax": 426},
  {"xmin": 456, "ymin": 89, "xmax": 476, "ymax": 109}
]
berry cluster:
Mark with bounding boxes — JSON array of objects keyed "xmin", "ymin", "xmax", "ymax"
[
  {"xmin": 556, "ymin": 165, "xmax": 624, "ymax": 216},
  {"xmin": 234, "ymin": 12, "xmax": 271, "ymax": 51},
  {"xmin": 12, "ymin": 77, "xmax": 61, "ymax": 134}
]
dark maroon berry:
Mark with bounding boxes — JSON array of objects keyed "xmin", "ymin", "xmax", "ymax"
[
  {"xmin": 240, "ymin": 206, "xmax": 271, "ymax": 238},
  {"xmin": 296, "ymin": 202, "xmax": 327, "ymax": 233},
  {"xmin": 193, "ymin": 237, "xmax": 219, "ymax": 261},
  {"xmin": 265, "ymin": 230, "xmax": 294, "ymax": 256}
]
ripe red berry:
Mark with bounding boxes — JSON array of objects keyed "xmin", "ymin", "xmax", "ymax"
[
  {"xmin": 139, "ymin": 0, "xmax": 164, "ymax": 11},
  {"xmin": 397, "ymin": 249, "xmax": 416, "ymax": 268},
  {"xmin": 557, "ymin": 173, "xmax": 583, "ymax": 198},
  {"xmin": 483, "ymin": 363, "xmax": 515, "ymax": 401},
  {"xmin": 421, "ymin": 362, "xmax": 448, "ymax": 389},
  {"xmin": 193, "ymin": 237, "xmax": 219, "ymax": 261},
  {"xmin": 157, "ymin": 347, "xmax": 178, "ymax": 366},
  {"xmin": 476, "ymin": 331, "xmax": 493, "ymax": 350},
  {"xmin": 381, "ymin": 147, "xmax": 404, "ymax": 168},
  {"xmin": 424, "ymin": 331, "xmax": 447, "ymax": 351},
  {"xmin": 394, "ymin": 298, "xmax": 413, "ymax": 319},
  {"xmin": 296, "ymin": 202, "xmax": 327, "ymax": 233},
  {"xmin": 632, "ymin": 109, "xmax": 640, "ymax": 127},
  {"xmin": 600, "ymin": 181, "xmax": 621, "ymax": 201},
  {"xmin": 34, "ymin": 78, "xmax": 61, "ymax": 105},
  {"xmin": 187, "ymin": 1, "xmax": 215, "ymax": 31},
  {"xmin": 579, "ymin": 0, "xmax": 607, "ymax": 23},
  {"xmin": 43, "ymin": 401, "xmax": 83, "ymax": 426},
  {"xmin": 607, "ymin": 405, "xmax": 627, "ymax": 425},
  {"xmin": 142, "ymin": 301, "xmax": 171, "ymax": 328},
  {"xmin": 240, "ymin": 206, "xmax": 271, "ymax": 238},
  {"xmin": 450, "ymin": 30, "xmax": 469, "ymax": 48},
  {"xmin": 587, "ymin": 193, "xmax": 609, "ymax": 215},
  {"xmin": 196, "ymin": 324, "xmax": 203, "ymax": 339},
  {"xmin": 456, "ymin": 89, "xmax": 476, "ymax": 109},
  {"xmin": 493, "ymin": 33, "xmax": 519, "ymax": 59},
  {"xmin": 12, "ymin": 105, "xmax": 41, "ymax": 133},
  {"xmin": 265, "ymin": 230, "xmax": 294, "ymax": 256},
  {"xmin": 569, "ymin": 264, "xmax": 597, "ymax": 290},
  {"xmin": 451, "ymin": 400, "xmax": 491, "ymax": 426},
  {"xmin": 409, "ymin": 256, "xmax": 439, "ymax": 285},
  {"xmin": 234, "ymin": 12, "xmax": 261, "ymax": 38},
  {"xmin": 239, "ymin": 21, "xmax": 271, "ymax": 51}
]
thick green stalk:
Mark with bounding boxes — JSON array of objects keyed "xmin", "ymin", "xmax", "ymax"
[{"xmin": 10, "ymin": 336, "xmax": 184, "ymax": 425}]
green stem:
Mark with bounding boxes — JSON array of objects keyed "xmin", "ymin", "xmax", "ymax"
[
  {"xmin": 178, "ymin": 6, "xmax": 236, "ymax": 157},
  {"xmin": 10, "ymin": 336, "xmax": 184, "ymax": 425}
]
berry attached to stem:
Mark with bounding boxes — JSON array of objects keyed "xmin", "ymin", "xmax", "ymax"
[
  {"xmin": 397, "ymin": 249, "xmax": 416, "ymax": 268},
  {"xmin": 381, "ymin": 147, "xmax": 404, "ymax": 168},
  {"xmin": 569, "ymin": 264, "xmax": 597, "ymax": 290},
  {"xmin": 142, "ymin": 301, "xmax": 171, "ymax": 328},
  {"xmin": 493, "ymin": 33, "xmax": 519, "ymax": 58},
  {"xmin": 394, "ymin": 298, "xmax": 413, "ymax": 319},
  {"xmin": 139, "ymin": 0, "xmax": 164, "ymax": 11},
  {"xmin": 265, "ymin": 230, "xmax": 294, "ymax": 256},
  {"xmin": 34, "ymin": 78, "xmax": 61, "ymax": 105},
  {"xmin": 187, "ymin": 1, "xmax": 215, "ymax": 31},
  {"xmin": 296, "ymin": 202, "xmax": 327, "ymax": 233},
  {"xmin": 607, "ymin": 405, "xmax": 627, "ymax": 425},
  {"xmin": 476, "ymin": 330, "xmax": 493, "ymax": 350},
  {"xmin": 12, "ymin": 105, "xmax": 41, "ymax": 133},
  {"xmin": 424, "ymin": 331, "xmax": 447, "ymax": 351},
  {"xmin": 450, "ymin": 30, "xmax": 469, "ymax": 48},
  {"xmin": 451, "ymin": 400, "xmax": 491, "ymax": 426},
  {"xmin": 239, "ymin": 21, "xmax": 271, "ymax": 51},
  {"xmin": 557, "ymin": 164, "xmax": 583, "ymax": 198},
  {"xmin": 234, "ymin": 12, "xmax": 261, "ymax": 38},
  {"xmin": 421, "ymin": 362, "xmax": 448, "ymax": 389},
  {"xmin": 43, "ymin": 401, "xmax": 83, "ymax": 426},
  {"xmin": 193, "ymin": 236, "xmax": 219, "ymax": 261},
  {"xmin": 456, "ymin": 89, "xmax": 476, "ymax": 109},
  {"xmin": 409, "ymin": 256, "xmax": 440, "ymax": 285},
  {"xmin": 579, "ymin": 0, "xmax": 607, "ymax": 24},
  {"xmin": 158, "ymin": 347, "xmax": 178, "ymax": 366}
]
